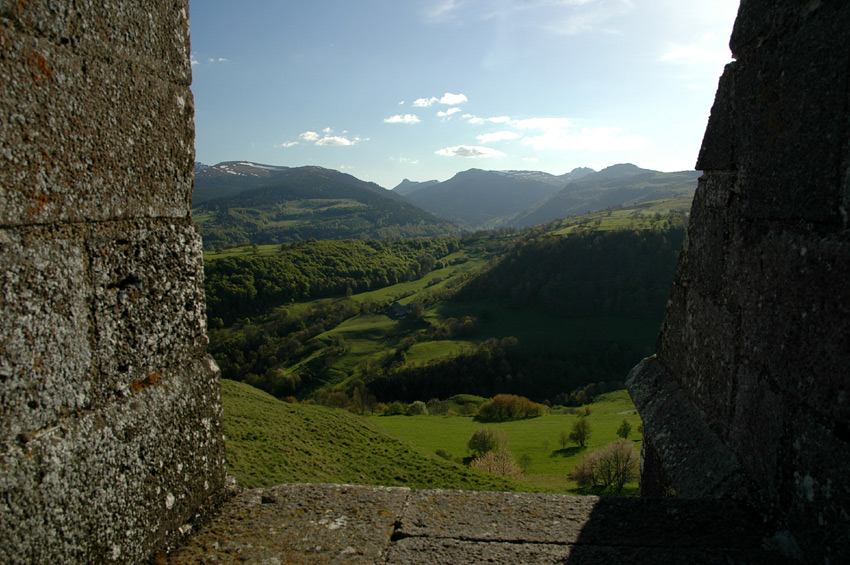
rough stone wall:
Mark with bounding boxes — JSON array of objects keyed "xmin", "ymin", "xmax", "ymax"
[
  {"xmin": 0, "ymin": 1, "xmax": 225, "ymax": 562},
  {"xmin": 628, "ymin": 0, "xmax": 850, "ymax": 562}
]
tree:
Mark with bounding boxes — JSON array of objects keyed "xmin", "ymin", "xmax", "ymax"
[
  {"xmin": 568, "ymin": 439, "xmax": 639, "ymax": 494},
  {"xmin": 470, "ymin": 449, "xmax": 524, "ymax": 480},
  {"xmin": 406, "ymin": 400, "xmax": 428, "ymax": 416},
  {"xmin": 559, "ymin": 430, "xmax": 570, "ymax": 450},
  {"xmin": 467, "ymin": 427, "xmax": 508, "ymax": 457},
  {"xmin": 616, "ymin": 419, "xmax": 632, "ymax": 440},
  {"xmin": 569, "ymin": 417, "xmax": 591, "ymax": 447}
]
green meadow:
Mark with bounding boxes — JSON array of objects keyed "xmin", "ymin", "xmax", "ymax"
[
  {"xmin": 369, "ymin": 389, "xmax": 643, "ymax": 493},
  {"xmin": 223, "ymin": 378, "xmax": 530, "ymax": 492},
  {"xmin": 223, "ymin": 378, "xmax": 643, "ymax": 495}
]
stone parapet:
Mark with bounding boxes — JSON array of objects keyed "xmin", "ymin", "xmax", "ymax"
[
  {"xmin": 167, "ymin": 483, "xmax": 792, "ymax": 564},
  {"xmin": 632, "ymin": 1, "xmax": 850, "ymax": 561},
  {"xmin": 1, "ymin": 1, "xmax": 224, "ymax": 561}
]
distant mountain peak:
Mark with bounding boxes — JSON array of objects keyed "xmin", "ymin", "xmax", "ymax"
[{"xmin": 392, "ymin": 178, "xmax": 439, "ymax": 197}]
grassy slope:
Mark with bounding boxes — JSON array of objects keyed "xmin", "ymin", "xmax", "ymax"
[
  {"xmin": 368, "ymin": 390, "xmax": 643, "ymax": 494},
  {"xmin": 222, "ymin": 378, "xmax": 531, "ymax": 492}
]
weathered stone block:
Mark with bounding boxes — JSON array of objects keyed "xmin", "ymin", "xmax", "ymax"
[
  {"xmin": 167, "ymin": 484, "xmax": 409, "ymax": 564},
  {"xmin": 626, "ymin": 357, "xmax": 748, "ymax": 500},
  {"xmin": 0, "ymin": 23, "xmax": 194, "ymax": 226},
  {"xmin": 696, "ymin": 67, "xmax": 737, "ymax": 171},
  {"xmin": 730, "ymin": 226, "xmax": 850, "ymax": 424},
  {"xmin": 88, "ymin": 220, "xmax": 208, "ymax": 403},
  {"xmin": 0, "ymin": 0, "xmax": 192, "ymax": 84},
  {"xmin": 0, "ymin": 357, "xmax": 225, "ymax": 564},
  {"xmin": 732, "ymin": 4, "xmax": 849, "ymax": 224},
  {"xmin": 0, "ymin": 229, "xmax": 91, "ymax": 442},
  {"xmin": 730, "ymin": 0, "xmax": 829, "ymax": 58}
]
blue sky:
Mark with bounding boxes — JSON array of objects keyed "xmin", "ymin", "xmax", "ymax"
[{"xmin": 189, "ymin": 0, "xmax": 739, "ymax": 189}]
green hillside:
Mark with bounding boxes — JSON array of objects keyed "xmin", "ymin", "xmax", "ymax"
[
  {"xmin": 223, "ymin": 379, "xmax": 642, "ymax": 494},
  {"xmin": 194, "ymin": 165, "xmax": 459, "ymax": 248},
  {"xmin": 222, "ymin": 378, "xmax": 530, "ymax": 492}
]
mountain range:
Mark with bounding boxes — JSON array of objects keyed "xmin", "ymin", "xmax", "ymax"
[
  {"xmin": 191, "ymin": 161, "xmax": 699, "ymax": 247},
  {"xmin": 192, "ymin": 162, "xmax": 458, "ymax": 249},
  {"xmin": 395, "ymin": 164, "xmax": 698, "ymax": 229}
]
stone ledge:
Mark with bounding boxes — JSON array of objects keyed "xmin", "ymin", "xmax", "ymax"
[
  {"xmin": 166, "ymin": 483, "xmax": 793, "ymax": 564},
  {"xmin": 626, "ymin": 356, "xmax": 750, "ymax": 500}
]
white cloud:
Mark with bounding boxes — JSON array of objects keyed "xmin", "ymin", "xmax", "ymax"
[
  {"xmin": 322, "ymin": 126, "xmax": 333, "ymax": 134},
  {"xmin": 414, "ymin": 93, "xmax": 468, "ymax": 107},
  {"xmin": 465, "ymin": 115, "xmax": 485, "ymax": 124},
  {"xmin": 439, "ymin": 92, "xmax": 468, "ymax": 104},
  {"xmin": 523, "ymin": 157, "xmax": 540, "ymax": 163},
  {"xmin": 435, "ymin": 145, "xmax": 506, "ymax": 158},
  {"xmin": 476, "ymin": 131, "xmax": 522, "ymax": 143},
  {"xmin": 275, "ymin": 141, "xmax": 299, "ymax": 148},
  {"xmin": 384, "ymin": 114, "xmax": 421, "ymax": 124},
  {"xmin": 413, "ymin": 97, "xmax": 439, "ymax": 107},
  {"xmin": 300, "ymin": 131, "xmax": 320, "ymax": 141},
  {"xmin": 487, "ymin": 116, "xmax": 512, "ymax": 124},
  {"xmin": 316, "ymin": 136, "xmax": 354, "ymax": 146},
  {"xmin": 398, "ymin": 100, "xmax": 405, "ymax": 105},
  {"xmin": 436, "ymin": 107, "xmax": 462, "ymax": 118},
  {"xmin": 190, "ymin": 54, "xmax": 200, "ymax": 66}
]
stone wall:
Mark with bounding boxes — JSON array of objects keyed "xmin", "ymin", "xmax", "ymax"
[
  {"xmin": 628, "ymin": 0, "xmax": 850, "ymax": 562},
  {"xmin": 0, "ymin": 1, "xmax": 225, "ymax": 562}
]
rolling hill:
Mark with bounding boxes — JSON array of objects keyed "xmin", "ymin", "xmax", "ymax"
[
  {"xmin": 508, "ymin": 165, "xmax": 700, "ymax": 228},
  {"xmin": 192, "ymin": 163, "xmax": 459, "ymax": 248}
]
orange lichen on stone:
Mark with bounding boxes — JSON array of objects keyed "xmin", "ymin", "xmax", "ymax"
[
  {"xmin": 28, "ymin": 50, "xmax": 54, "ymax": 83},
  {"xmin": 131, "ymin": 372, "xmax": 162, "ymax": 393}
]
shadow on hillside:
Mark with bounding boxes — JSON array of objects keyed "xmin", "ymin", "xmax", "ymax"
[{"xmin": 551, "ymin": 446, "xmax": 584, "ymax": 458}]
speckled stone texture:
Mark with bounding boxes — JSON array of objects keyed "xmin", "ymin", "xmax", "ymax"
[
  {"xmin": 169, "ymin": 485, "xmax": 791, "ymax": 564},
  {"xmin": 0, "ymin": 1, "xmax": 225, "ymax": 562},
  {"xmin": 628, "ymin": 1, "xmax": 850, "ymax": 562}
]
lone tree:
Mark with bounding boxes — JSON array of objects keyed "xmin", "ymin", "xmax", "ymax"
[
  {"xmin": 467, "ymin": 427, "xmax": 508, "ymax": 457},
  {"xmin": 471, "ymin": 449, "xmax": 524, "ymax": 480},
  {"xmin": 616, "ymin": 419, "xmax": 632, "ymax": 440},
  {"xmin": 569, "ymin": 417, "xmax": 591, "ymax": 447},
  {"xmin": 568, "ymin": 439, "xmax": 639, "ymax": 494}
]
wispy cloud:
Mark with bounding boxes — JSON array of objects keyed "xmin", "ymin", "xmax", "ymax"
[
  {"xmin": 422, "ymin": 0, "xmax": 634, "ymax": 35},
  {"xmin": 423, "ymin": 0, "xmax": 461, "ymax": 22},
  {"xmin": 384, "ymin": 114, "xmax": 422, "ymax": 124},
  {"xmin": 521, "ymin": 125, "xmax": 648, "ymax": 151},
  {"xmin": 275, "ymin": 141, "xmax": 299, "ymax": 148},
  {"xmin": 298, "ymin": 129, "xmax": 366, "ymax": 146},
  {"xmin": 435, "ymin": 145, "xmax": 506, "ymax": 158},
  {"xmin": 191, "ymin": 53, "xmax": 230, "ymax": 67},
  {"xmin": 660, "ymin": 33, "xmax": 732, "ymax": 66},
  {"xmin": 437, "ymin": 107, "xmax": 462, "ymax": 118},
  {"xmin": 477, "ymin": 131, "xmax": 522, "ymax": 143},
  {"xmin": 413, "ymin": 97, "xmax": 438, "ymax": 107},
  {"xmin": 392, "ymin": 156, "xmax": 420, "ymax": 165}
]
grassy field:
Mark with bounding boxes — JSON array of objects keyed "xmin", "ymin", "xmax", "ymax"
[
  {"xmin": 223, "ymin": 378, "xmax": 642, "ymax": 495},
  {"xmin": 368, "ymin": 389, "xmax": 643, "ymax": 494},
  {"xmin": 222, "ymin": 378, "xmax": 532, "ymax": 492},
  {"xmin": 548, "ymin": 197, "xmax": 691, "ymax": 236}
]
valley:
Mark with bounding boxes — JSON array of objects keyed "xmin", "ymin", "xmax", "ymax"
[{"xmin": 200, "ymin": 161, "xmax": 695, "ymax": 495}]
